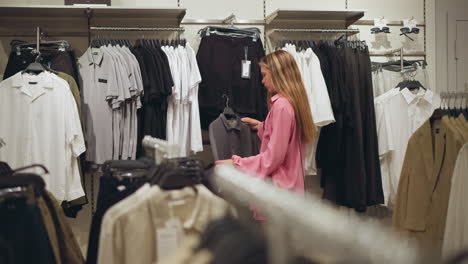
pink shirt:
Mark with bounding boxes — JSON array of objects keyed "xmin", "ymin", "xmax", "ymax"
[{"xmin": 232, "ymin": 94, "xmax": 305, "ymax": 194}]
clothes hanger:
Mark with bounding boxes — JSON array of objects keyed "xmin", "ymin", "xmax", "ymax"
[
  {"xmin": 0, "ymin": 185, "xmax": 36, "ymax": 204},
  {"xmin": 22, "ymin": 53, "xmax": 47, "ymax": 75},
  {"xmin": 463, "ymin": 93, "xmax": 468, "ymax": 119},
  {"xmin": 154, "ymin": 158, "xmax": 204, "ymax": 190},
  {"xmin": 222, "ymin": 94, "xmax": 236, "ymax": 119}
]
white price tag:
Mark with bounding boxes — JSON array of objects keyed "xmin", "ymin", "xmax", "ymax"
[
  {"xmin": 156, "ymin": 227, "xmax": 179, "ymax": 262},
  {"xmin": 241, "ymin": 60, "xmax": 251, "ymax": 79},
  {"xmin": 156, "ymin": 218, "xmax": 185, "ymax": 262}
]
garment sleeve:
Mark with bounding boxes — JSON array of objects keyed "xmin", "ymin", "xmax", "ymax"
[
  {"xmin": 65, "ymin": 88, "xmax": 86, "ymax": 201},
  {"xmin": 257, "ymin": 121, "xmax": 265, "ymax": 139},
  {"xmin": 309, "ymin": 52, "xmax": 335, "ymax": 127},
  {"xmin": 65, "ymin": 87, "xmax": 86, "ymax": 158},
  {"xmin": 392, "ymin": 135, "xmax": 430, "ymax": 232},
  {"xmin": 232, "ymin": 105, "xmax": 293, "ymax": 178},
  {"xmin": 375, "ymin": 102, "xmax": 393, "ymax": 158}
]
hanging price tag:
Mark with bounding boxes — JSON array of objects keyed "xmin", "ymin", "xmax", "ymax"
[
  {"xmin": 156, "ymin": 217, "xmax": 185, "ymax": 262},
  {"xmin": 241, "ymin": 46, "xmax": 251, "ymax": 79},
  {"xmin": 156, "ymin": 227, "xmax": 178, "ymax": 262}
]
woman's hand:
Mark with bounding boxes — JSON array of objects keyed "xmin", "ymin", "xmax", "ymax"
[
  {"xmin": 241, "ymin": 117, "xmax": 261, "ymax": 130},
  {"xmin": 215, "ymin": 159, "xmax": 233, "ymax": 165}
]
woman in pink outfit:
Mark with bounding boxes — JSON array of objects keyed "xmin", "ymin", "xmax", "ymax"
[{"xmin": 216, "ymin": 50, "xmax": 316, "ymax": 196}]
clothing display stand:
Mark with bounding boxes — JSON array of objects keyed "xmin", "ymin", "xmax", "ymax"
[{"xmin": 211, "ymin": 165, "xmax": 424, "ymax": 264}]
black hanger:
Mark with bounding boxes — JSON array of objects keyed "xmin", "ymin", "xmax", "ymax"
[
  {"xmin": 0, "ymin": 162, "xmax": 12, "ymax": 176},
  {"xmin": 222, "ymin": 94, "xmax": 236, "ymax": 119},
  {"xmin": 0, "ymin": 164, "xmax": 49, "ymax": 177},
  {"xmin": 23, "ymin": 55, "xmax": 47, "ymax": 75},
  {"xmin": 154, "ymin": 158, "xmax": 204, "ymax": 190},
  {"xmin": 0, "ymin": 185, "xmax": 36, "ymax": 204}
]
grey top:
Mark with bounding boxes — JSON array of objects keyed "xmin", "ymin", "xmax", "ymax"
[{"xmin": 209, "ymin": 114, "xmax": 260, "ymax": 160}]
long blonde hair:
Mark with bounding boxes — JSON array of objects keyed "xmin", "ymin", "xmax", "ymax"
[{"xmin": 260, "ymin": 50, "xmax": 316, "ymax": 143}]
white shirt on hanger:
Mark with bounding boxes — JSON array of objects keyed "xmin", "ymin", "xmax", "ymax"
[
  {"xmin": 443, "ymin": 143, "xmax": 468, "ymax": 259},
  {"xmin": 164, "ymin": 46, "xmax": 178, "ymax": 147},
  {"xmin": 186, "ymin": 42, "xmax": 203, "ymax": 154},
  {"xmin": 282, "ymin": 44, "xmax": 335, "ymax": 175},
  {"xmin": 0, "ymin": 71, "xmax": 85, "ymax": 201},
  {"xmin": 375, "ymin": 87, "xmax": 440, "ymax": 206},
  {"xmin": 178, "ymin": 46, "xmax": 190, "ymax": 156}
]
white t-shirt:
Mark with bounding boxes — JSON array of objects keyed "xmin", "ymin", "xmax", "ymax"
[
  {"xmin": 282, "ymin": 44, "xmax": 335, "ymax": 175},
  {"xmin": 186, "ymin": 43, "xmax": 203, "ymax": 154},
  {"xmin": 164, "ymin": 44, "xmax": 203, "ymax": 156},
  {"xmin": 375, "ymin": 88, "xmax": 440, "ymax": 206},
  {"xmin": 0, "ymin": 72, "xmax": 85, "ymax": 201}
]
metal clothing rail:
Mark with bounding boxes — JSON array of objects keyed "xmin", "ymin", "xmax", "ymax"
[
  {"xmin": 370, "ymin": 51, "xmax": 426, "ymax": 57},
  {"xmin": 212, "ymin": 165, "xmax": 423, "ymax": 264},
  {"xmin": 89, "ymin": 26, "xmax": 185, "ymax": 32},
  {"xmin": 355, "ymin": 19, "xmax": 426, "ymax": 27},
  {"xmin": 272, "ymin": 28, "xmax": 360, "ymax": 33}
]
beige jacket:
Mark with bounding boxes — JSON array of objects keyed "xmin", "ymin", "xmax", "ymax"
[{"xmin": 393, "ymin": 116, "xmax": 467, "ymax": 258}]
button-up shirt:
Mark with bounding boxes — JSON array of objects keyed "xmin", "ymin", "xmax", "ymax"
[
  {"xmin": 0, "ymin": 71, "xmax": 85, "ymax": 201},
  {"xmin": 209, "ymin": 114, "xmax": 257, "ymax": 160},
  {"xmin": 232, "ymin": 94, "xmax": 305, "ymax": 193},
  {"xmin": 375, "ymin": 88, "xmax": 440, "ymax": 206}
]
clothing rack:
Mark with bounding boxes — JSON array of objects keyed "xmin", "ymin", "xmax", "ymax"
[
  {"xmin": 441, "ymin": 91, "xmax": 468, "ymax": 97},
  {"xmin": 272, "ymin": 28, "xmax": 360, "ymax": 34},
  {"xmin": 89, "ymin": 26, "xmax": 185, "ymax": 32},
  {"xmin": 211, "ymin": 165, "xmax": 423, "ymax": 264}
]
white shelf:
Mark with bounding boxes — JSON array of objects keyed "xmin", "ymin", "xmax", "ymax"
[{"xmin": 265, "ymin": 9, "xmax": 366, "ymax": 27}]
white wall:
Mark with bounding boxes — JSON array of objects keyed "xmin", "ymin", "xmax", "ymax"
[
  {"xmin": 0, "ymin": 0, "xmax": 433, "ymax": 88},
  {"xmin": 435, "ymin": 0, "xmax": 468, "ymax": 93}
]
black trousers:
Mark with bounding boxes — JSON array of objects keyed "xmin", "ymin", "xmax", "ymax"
[
  {"xmin": 197, "ymin": 35, "xmax": 267, "ymax": 129},
  {"xmin": 3, "ymin": 49, "xmax": 79, "ymax": 84}
]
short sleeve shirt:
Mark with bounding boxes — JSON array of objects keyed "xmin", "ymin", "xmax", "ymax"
[
  {"xmin": 78, "ymin": 47, "xmax": 117, "ymax": 164},
  {"xmin": 0, "ymin": 72, "xmax": 85, "ymax": 201}
]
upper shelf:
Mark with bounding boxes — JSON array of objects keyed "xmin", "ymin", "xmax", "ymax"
[
  {"xmin": 265, "ymin": 9, "xmax": 366, "ymax": 27},
  {"xmin": 0, "ymin": 5, "xmax": 186, "ymax": 23}
]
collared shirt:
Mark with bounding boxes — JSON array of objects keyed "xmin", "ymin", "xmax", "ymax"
[
  {"xmin": 0, "ymin": 71, "xmax": 85, "ymax": 201},
  {"xmin": 282, "ymin": 44, "xmax": 335, "ymax": 175},
  {"xmin": 78, "ymin": 47, "xmax": 117, "ymax": 164},
  {"xmin": 98, "ymin": 184, "xmax": 233, "ymax": 264},
  {"xmin": 164, "ymin": 44, "xmax": 203, "ymax": 157},
  {"xmin": 232, "ymin": 94, "xmax": 305, "ymax": 193},
  {"xmin": 209, "ymin": 114, "xmax": 257, "ymax": 160},
  {"xmin": 375, "ymin": 88, "xmax": 440, "ymax": 206}
]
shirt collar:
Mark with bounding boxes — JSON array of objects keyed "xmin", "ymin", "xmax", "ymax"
[
  {"xmin": 11, "ymin": 71, "xmax": 56, "ymax": 90},
  {"xmin": 270, "ymin": 94, "xmax": 282, "ymax": 104},
  {"xmin": 220, "ymin": 114, "xmax": 242, "ymax": 131},
  {"xmin": 86, "ymin": 47, "xmax": 104, "ymax": 66},
  {"xmin": 400, "ymin": 88, "xmax": 433, "ymax": 104}
]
